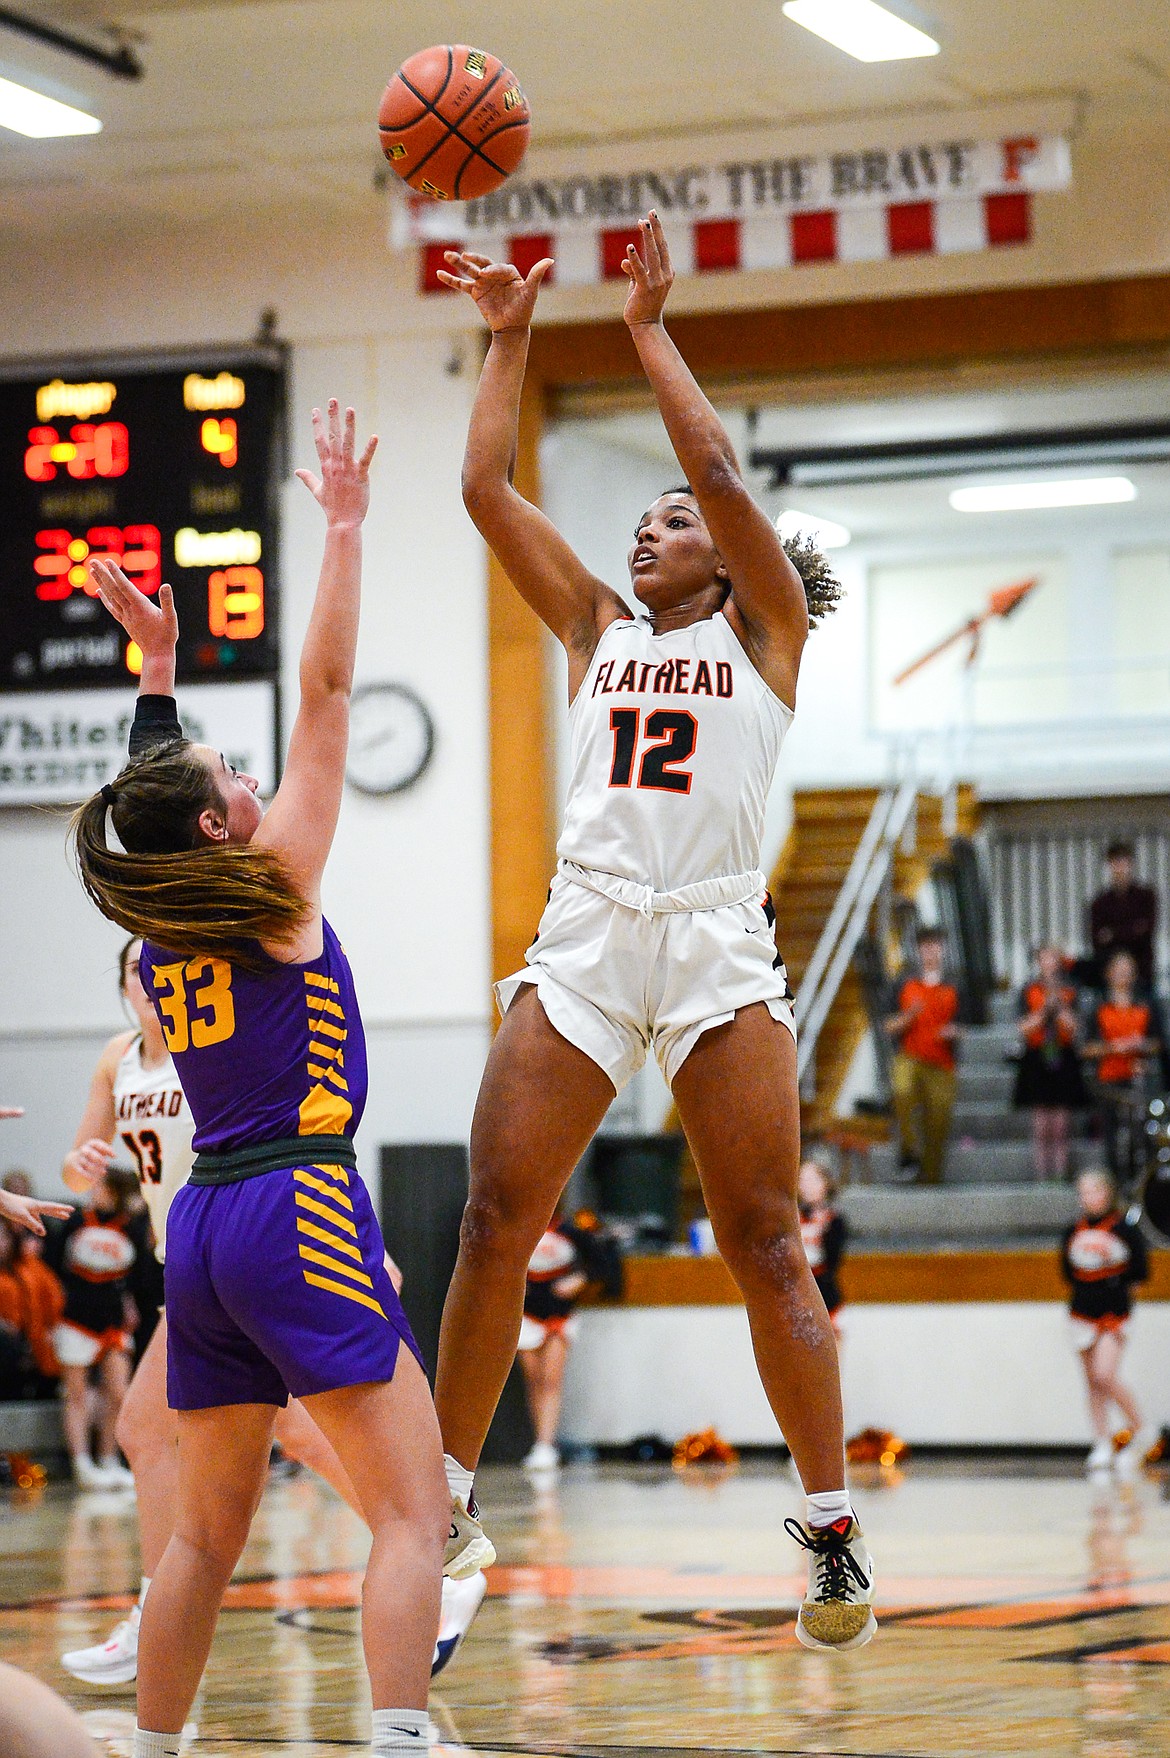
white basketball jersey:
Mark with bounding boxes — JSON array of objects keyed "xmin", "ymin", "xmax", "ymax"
[
  {"xmin": 112, "ymin": 1037, "xmax": 194, "ymax": 1261},
  {"xmin": 557, "ymin": 612, "xmax": 793, "ymax": 891}
]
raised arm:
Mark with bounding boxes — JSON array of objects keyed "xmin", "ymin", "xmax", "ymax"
[
  {"xmin": 252, "ymin": 401, "xmax": 377, "ymax": 920},
  {"xmin": 88, "ymin": 561, "xmax": 183, "ymax": 756},
  {"xmin": 622, "ymin": 212, "xmax": 810, "ymax": 707},
  {"xmin": 438, "ymin": 250, "xmax": 631, "ymax": 695}
]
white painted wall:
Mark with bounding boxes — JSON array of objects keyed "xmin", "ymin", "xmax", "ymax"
[{"xmin": 562, "ymin": 1301, "xmax": 1170, "ymax": 1446}]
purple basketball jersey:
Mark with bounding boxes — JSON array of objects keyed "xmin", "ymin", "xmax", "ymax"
[{"xmin": 140, "ymin": 919, "xmax": 367, "ymax": 1154}]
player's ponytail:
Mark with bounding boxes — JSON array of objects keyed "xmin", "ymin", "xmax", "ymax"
[
  {"xmin": 776, "ymin": 529, "xmax": 843, "ymax": 628},
  {"xmin": 71, "ymin": 742, "xmax": 310, "ymax": 970}
]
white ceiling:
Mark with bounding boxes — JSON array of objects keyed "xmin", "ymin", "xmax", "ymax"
[{"xmin": 3, "ymin": 1, "xmax": 1170, "ymax": 234}]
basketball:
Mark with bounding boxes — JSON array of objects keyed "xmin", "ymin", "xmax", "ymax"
[{"xmin": 378, "ymin": 44, "xmax": 531, "ymax": 202}]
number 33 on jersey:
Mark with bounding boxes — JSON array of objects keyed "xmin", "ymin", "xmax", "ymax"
[{"xmin": 557, "ymin": 611, "xmax": 794, "ymax": 892}]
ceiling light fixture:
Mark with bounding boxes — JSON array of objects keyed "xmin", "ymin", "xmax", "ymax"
[
  {"xmin": 776, "ymin": 510, "xmax": 852, "ymax": 548},
  {"xmin": 0, "ymin": 74, "xmax": 101, "ymax": 137},
  {"xmin": 781, "ymin": 0, "xmax": 940, "ymax": 62},
  {"xmin": 949, "ymin": 477, "xmax": 1137, "ymax": 513}
]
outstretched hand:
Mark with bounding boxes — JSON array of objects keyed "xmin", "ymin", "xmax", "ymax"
[
  {"xmin": 0, "ymin": 1187, "xmax": 72, "ymax": 1238},
  {"xmin": 622, "ymin": 210, "xmax": 674, "ymax": 327},
  {"xmin": 436, "ymin": 251, "xmax": 553, "ymax": 332},
  {"xmin": 89, "ymin": 559, "xmax": 178, "ymax": 661},
  {"xmin": 295, "ymin": 398, "xmax": 378, "ymax": 529}
]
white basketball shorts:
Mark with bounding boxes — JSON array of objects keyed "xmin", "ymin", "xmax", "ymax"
[{"xmin": 496, "ymin": 865, "xmax": 797, "ymax": 1092}]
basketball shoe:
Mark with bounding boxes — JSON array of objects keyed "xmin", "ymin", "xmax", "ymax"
[
  {"xmin": 432, "ymin": 1571, "xmax": 488, "ymax": 1677},
  {"xmin": 61, "ymin": 1606, "xmax": 140, "ymax": 1685},
  {"xmin": 784, "ymin": 1514, "xmax": 877, "ymax": 1651},
  {"xmin": 444, "ymin": 1492, "xmax": 496, "ymax": 1579}
]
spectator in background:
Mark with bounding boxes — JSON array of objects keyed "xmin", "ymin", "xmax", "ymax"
[
  {"xmin": 0, "ymin": 1214, "xmax": 63, "ymax": 1397},
  {"xmin": 1013, "ymin": 945, "xmax": 1086, "ymax": 1182},
  {"xmin": 798, "ymin": 1159, "xmax": 847, "ymax": 1345},
  {"xmin": 885, "ymin": 927, "xmax": 961, "ymax": 1185},
  {"xmin": 0, "ymin": 1217, "xmax": 32, "ymax": 1398},
  {"xmin": 1083, "ymin": 951, "xmax": 1160, "ymax": 1188},
  {"xmin": 1, "ymin": 1170, "xmax": 33, "ymax": 1200},
  {"xmin": 1089, "ymin": 841, "xmax": 1158, "ymax": 992}
]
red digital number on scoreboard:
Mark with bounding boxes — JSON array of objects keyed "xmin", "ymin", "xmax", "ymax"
[
  {"xmin": 208, "ymin": 565, "xmax": 264, "ymax": 639},
  {"xmin": 25, "ymin": 422, "xmax": 130, "ymax": 482},
  {"xmin": 34, "ymin": 525, "xmax": 162, "ymax": 601}
]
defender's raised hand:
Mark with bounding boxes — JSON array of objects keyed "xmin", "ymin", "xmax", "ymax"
[
  {"xmin": 89, "ymin": 560, "xmax": 178, "ymax": 659},
  {"xmin": 0, "ymin": 1186, "xmax": 72, "ymax": 1238},
  {"xmin": 622, "ymin": 211, "xmax": 674, "ymax": 328},
  {"xmin": 295, "ymin": 398, "xmax": 378, "ymax": 529},
  {"xmin": 437, "ymin": 251, "xmax": 553, "ymax": 332}
]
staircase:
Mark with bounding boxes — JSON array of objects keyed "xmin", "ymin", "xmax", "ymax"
[
  {"xmin": 781, "ymin": 785, "xmax": 977, "ymax": 1136},
  {"xmin": 672, "ymin": 783, "xmax": 975, "ymax": 1220}
]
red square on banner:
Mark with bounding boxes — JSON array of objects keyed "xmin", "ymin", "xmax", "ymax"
[
  {"xmin": 509, "ymin": 234, "xmax": 554, "ymax": 279},
  {"xmin": 790, "ymin": 210, "xmax": 837, "ymax": 263},
  {"xmin": 421, "ymin": 242, "xmax": 461, "ymax": 294},
  {"xmin": 601, "ymin": 227, "xmax": 642, "ymax": 279},
  {"xmin": 694, "ymin": 218, "xmax": 741, "ymax": 272},
  {"xmin": 888, "ymin": 201, "xmax": 934, "ymax": 255},
  {"xmin": 985, "ymin": 192, "xmax": 1031, "ymax": 245}
]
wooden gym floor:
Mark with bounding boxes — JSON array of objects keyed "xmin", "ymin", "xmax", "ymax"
[{"xmin": 2, "ymin": 1456, "xmax": 1169, "ymax": 1756}]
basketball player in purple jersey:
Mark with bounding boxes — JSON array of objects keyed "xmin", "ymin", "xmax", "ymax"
[
  {"xmin": 435, "ymin": 215, "xmax": 875, "ymax": 1650},
  {"xmin": 72, "ymin": 403, "xmax": 449, "ymax": 1758}
]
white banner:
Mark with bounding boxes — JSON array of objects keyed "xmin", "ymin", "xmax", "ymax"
[
  {"xmin": 395, "ymin": 133, "xmax": 1070, "ymax": 245},
  {"xmin": 0, "ymin": 681, "xmax": 277, "ymax": 807}
]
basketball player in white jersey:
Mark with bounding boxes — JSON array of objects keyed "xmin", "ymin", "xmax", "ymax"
[
  {"xmin": 436, "ymin": 213, "xmax": 875, "ymax": 1651},
  {"xmin": 60, "ymin": 938, "xmax": 483, "ymax": 1685}
]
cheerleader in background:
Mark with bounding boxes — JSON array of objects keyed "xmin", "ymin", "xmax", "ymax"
[
  {"xmin": 798, "ymin": 1160, "xmax": 847, "ymax": 1346},
  {"xmin": 517, "ymin": 1220, "xmax": 588, "ymax": 1473},
  {"xmin": 1061, "ymin": 1167, "xmax": 1148, "ymax": 1475}
]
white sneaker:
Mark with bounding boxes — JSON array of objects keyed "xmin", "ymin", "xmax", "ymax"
[
  {"xmin": 785, "ymin": 1514, "xmax": 877, "ymax": 1652},
  {"xmin": 97, "ymin": 1457, "xmax": 136, "ymax": 1490},
  {"xmin": 1086, "ymin": 1438, "xmax": 1114, "ymax": 1475},
  {"xmin": 443, "ymin": 1492, "xmax": 496, "ymax": 1580},
  {"xmin": 1114, "ymin": 1431, "xmax": 1146, "ymax": 1478},
  {"xmin": 61, "ymin": 1606, "xmax": 140, "ymax": 1685},
  {"xmin": 431, "ymin": 1570, "xmax": 487, "ymax": 1678},
  {"xmin": 72, "ymin": 1454, "xmax": 110, "ymax": 1491},
  {"xmin": 523, "ymin": 1442, "xmax": 559, "ymax": 1474}
]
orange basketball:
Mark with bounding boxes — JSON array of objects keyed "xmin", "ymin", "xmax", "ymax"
[{"xmin": 378, "ymin": 44, "xmax": 531, "ymax": 202}]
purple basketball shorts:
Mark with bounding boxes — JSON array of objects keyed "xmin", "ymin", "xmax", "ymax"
[{"xmin": 164, "ymin": 1160, "xmax": 423, "ymax": 1410}]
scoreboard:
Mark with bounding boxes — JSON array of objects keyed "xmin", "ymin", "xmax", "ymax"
[{"xmin": 0, "ymin": 350, "xmax": 284, "ymax": 692}]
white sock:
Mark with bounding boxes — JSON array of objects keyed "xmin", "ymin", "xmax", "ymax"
[
  {"xmin": 132, "ymin": 1731, "xmax": 182, "ymax": 1758},
  {"xmin": 138, "ymin": 1575, "xmax": 152, "ymax": 1608},
  {"xmin": 372, "ymin": 1707, "xmax": 430, "ymax": 1753},
  {"xmin": 444, "ymin": 1453, "xmax": 474, "ymax": 1507},
  {"xmin": 806, "ymin": 1489, "xmax": 853, "ymax": 1529}
]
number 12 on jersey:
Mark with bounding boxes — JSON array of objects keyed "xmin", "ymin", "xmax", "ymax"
[{"xmin": 609, "ymin": 708, "xmax": 697, "ymax": 794}]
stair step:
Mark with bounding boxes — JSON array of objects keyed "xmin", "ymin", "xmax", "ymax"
[{"xmin": 841, "ymin": 1182, "xmax": 1077, "ymax": 1242}]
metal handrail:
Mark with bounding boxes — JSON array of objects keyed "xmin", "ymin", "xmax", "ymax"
[
  {"xmin": 794, "ymin": 787, "xmax": 896, "ymax": 1029},
  {"xmin": 796, "ymin": 774, "xmax": 919, "ymax": 1089}
]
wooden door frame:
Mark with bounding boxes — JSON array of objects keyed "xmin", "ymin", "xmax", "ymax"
[{"xmin": 489, "ymin": 270, "xmax": 1170, "ymax": 985}]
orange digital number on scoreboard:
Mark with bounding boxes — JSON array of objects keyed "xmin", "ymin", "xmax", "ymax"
[
  {"xmin": 24, "ymin": 422, "xmax": 129, "ymax": 482},
  {"xmin": 34, "ymin": 524, "xmax": 162, "ymax": 601},
  {"xmin": 208, "ymin": 565, "xmax": 264, "ymax": 639}
]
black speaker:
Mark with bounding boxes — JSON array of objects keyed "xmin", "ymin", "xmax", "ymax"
[
  {"xmin": 378, "ymin": 1143, "xmax": 532, "ymax": 1463},
  {"xmin": 589, "ymin": 1133, "xmax": 684, "ymax": 1247}
]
